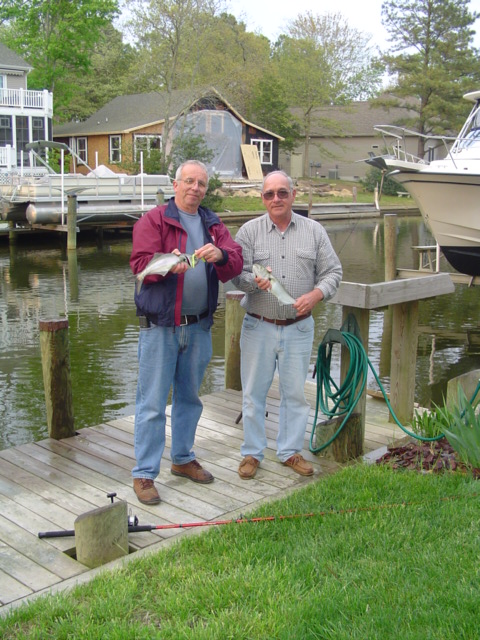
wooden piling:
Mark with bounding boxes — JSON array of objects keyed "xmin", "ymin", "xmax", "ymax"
[
  {"xmin": 67, "ymin": 194, "xmax": 77, "ymax": 251},
  {"xmin": 75, "ymin": 500, "xmax": 129, "ymax": 568},
  {"xmin": 380, "ymin": 214, "xmax": 397, "ymax": 376},
  {"xmin": 224, "ymin": 291, "xmax": 245, "ymax": 390},
  {"xmin": 39, "ymin": 318, "xmax": 75, "ymax": 439}
]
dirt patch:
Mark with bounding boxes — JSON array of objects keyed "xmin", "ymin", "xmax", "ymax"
[{"xmin": 376, "ymin": 438, "xmax": 480, "ymax": 478}]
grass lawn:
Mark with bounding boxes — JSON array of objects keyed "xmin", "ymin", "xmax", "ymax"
[
  {"xmin": 218, "ymin": 179, "xmax": 409, "ymax": 213},
  {"xmin": 1, "ymin": 463, "xmax": 478, "ymax": 639}
]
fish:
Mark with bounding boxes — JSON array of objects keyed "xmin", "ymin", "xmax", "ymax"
[
  {"xmin": 135, "ymin": 252, "xmax": 198, "ymax": 293},
  {"xmin": 252, "ymin": 263, "xmax": 296, "ymax": 305}
]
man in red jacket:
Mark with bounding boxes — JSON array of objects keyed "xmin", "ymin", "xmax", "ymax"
[{"xmin": 130, "ymin": 160, "xmax": 243, "ymax": 505}]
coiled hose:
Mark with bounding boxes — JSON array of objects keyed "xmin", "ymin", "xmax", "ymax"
[{"xmin": 309, "ymin": 320, "xmax": 480, "ymax": 454}]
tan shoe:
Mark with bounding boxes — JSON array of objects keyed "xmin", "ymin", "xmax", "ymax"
[
  {"xmin": 133, "ymin": 478, "xmax": 161, "ymax": 504},
  {"xmin": 171, "ymin": 459, "xmax": 214, "ymax": 484},
  {"xmin": 283, "ymin": 454, "xmax": 314, "ymax": 476},
  {"xmin": 238, "ymin": 455, "xmax": 260, "ymax": 479}
]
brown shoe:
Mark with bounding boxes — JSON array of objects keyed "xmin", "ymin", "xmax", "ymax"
[
  {"xmin": 238, "ymin": 455, "xmax": 260, "ymax": 479},
  {"xmin": 283, "ymin": 454, "xmax": 314, "ymax": 476},
  {"xmin": 171, "ymin": 460, "xmax": 214, "ymax": 484},
  {"xmin": 133, "ymin": 478, "xmax": 161, "ymax": 504}
]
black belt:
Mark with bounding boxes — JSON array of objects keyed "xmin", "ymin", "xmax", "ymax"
[
  {"xmin": 247, "ymin": 312, "xmax": 311, "ymax": 326},
  {"xmin": 138, "ymin": 310, "xmax": 209, "ymax": 328},
  {"xmin": 179, "ymin": 310, "xmax": 209, "ymax": 326}
]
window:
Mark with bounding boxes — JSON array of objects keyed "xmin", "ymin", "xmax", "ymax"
[
  {"xmin": 0, "ymin": 115, "xmax": 11, "ymax": 146},
  {"xmin": 251, "ymin": 139, "xmax": 273, "ymax": 165},
  {"xmin": 134, "ymin": 134, "xmax": 161, "ymax": 161},
  {"xmin": 76, "ymin": 137, "xmax": 87, "ymax": 164},
  {"xmin": 16, "ymin": 116, "xmax": 29, "ymax": 166},
  {"xmin": 32, "ymin": 117, "xmax": 45, "ymax": 142},
  {"xmin": 0, "ymin": 75, "xmax": 4, "ymax": 89},
  {"xmin": 109, "ymin": 135, "xmax": 121, "ymax": 163}
]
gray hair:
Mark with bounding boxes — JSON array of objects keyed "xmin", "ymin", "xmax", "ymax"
[
  {"xmin": 262, "ymin": 170, "xmax": 294, "ymax": 191},
  {"xmin": 175, "ymin": 160, "xmax": 209, "ymax": 181}
]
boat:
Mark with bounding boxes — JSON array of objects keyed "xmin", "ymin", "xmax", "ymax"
[
  {"xmin": 366, "ymin": 90, "xmax": 480, "ymax": 277},
  {"xmin": 0, "ymin": 140, "xmax": 174, "ymax": 224}
]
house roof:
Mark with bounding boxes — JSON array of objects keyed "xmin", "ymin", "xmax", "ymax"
[
  {"xmin": 53, "ymin": 87, "xmax": 283, "ymax": 140},
  {"xmin": 290, "ymin": 100, "xmax": 418, "ymax": 137},
  {"xmin": 0, "ymin": 42, "xmax": 32, "ymax": 74}
]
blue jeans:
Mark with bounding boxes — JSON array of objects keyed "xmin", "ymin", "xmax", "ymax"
[
  {"xmin": 132, "ymin": 319, "xmax": 212, "ymax": 479},
  {"xmin": 240, "ymin": 313, "xmax": 314, "ymax": 462}
]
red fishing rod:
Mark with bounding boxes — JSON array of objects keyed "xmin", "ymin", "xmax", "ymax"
[{"xmin": 38, "ymin": 492, "xmax": 476, "ymax": 539}]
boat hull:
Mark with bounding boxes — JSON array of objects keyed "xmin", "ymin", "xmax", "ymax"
[{"xmin": 386, "ymin": 168, "xmax": 480, "ymax": 276}]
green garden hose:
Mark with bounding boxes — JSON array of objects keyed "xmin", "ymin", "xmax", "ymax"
[{"xmin": 309, "ymin": 318, "xmax": 480, "ymax": 454}]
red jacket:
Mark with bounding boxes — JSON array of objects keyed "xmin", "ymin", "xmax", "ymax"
[{"xmin": 130, "ymin": 199, "xmax": 243, "ymax": 327}]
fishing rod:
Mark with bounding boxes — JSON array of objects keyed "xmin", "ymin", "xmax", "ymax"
[{"xmin": 38, "ymin": 492, "xmax": 476, "ymax": 539}]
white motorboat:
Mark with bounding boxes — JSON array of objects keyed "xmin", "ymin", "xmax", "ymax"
[
  {"xmin": 366, "ymin": 90, "xmax": 480, "ymax": 277},
  {"xmin": 0, "ymin": 140, "xmax": 174, "ymax": 224}
]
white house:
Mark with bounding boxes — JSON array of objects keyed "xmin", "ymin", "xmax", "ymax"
[{"xmin": 0, "ymin": 43, "xmax": 53, "ymax": 174}]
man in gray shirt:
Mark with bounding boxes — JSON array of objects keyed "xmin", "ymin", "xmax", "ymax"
[{"xmin": 232, "ymin": 170, "xmax": 342, "ymax": 479}]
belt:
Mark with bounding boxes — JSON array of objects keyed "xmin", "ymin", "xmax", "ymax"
[
  {"xmin": 138, "ymin": 310, "xmax": 209, "ymax": 328},
  {"xmin": 179, "ymin": 310, "xmax": 209, "ymax": 326},
  {"xmin": 247, "ymin": 312, "xmax": 311, "ymax": 326}
]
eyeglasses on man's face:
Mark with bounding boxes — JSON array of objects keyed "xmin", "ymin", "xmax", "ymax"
[
  {"xmin": 178, "ymin": 177, "xmax": 208, "ymax": 189},
  {"xmin": 262, "ymin": 189, "xmax": 291, "ymax": 201}
]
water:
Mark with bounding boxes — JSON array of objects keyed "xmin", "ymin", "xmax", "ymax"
[{"xmin": 1, "ymin": 216, "xmax": 479, "ymax": 450}]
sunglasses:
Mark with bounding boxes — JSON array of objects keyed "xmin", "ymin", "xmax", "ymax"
[{"xmin": 262, "ymin": 189, "xmax": 291, "ymax": 201}]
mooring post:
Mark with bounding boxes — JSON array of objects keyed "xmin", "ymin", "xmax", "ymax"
[
  {"xmin": 380, "ymin": 214, "xmax": 397, "ymax": 376},
  {"xmin": 67, "ymin": 194, "xmax": 78, "ymax": 251},
  {"xmin": 39, "ymin": 317, "xmax": 75, "ymax": 439},
  {"xmin": 224, "ymin": 291, "xmax": 245, "ymax": 390}
]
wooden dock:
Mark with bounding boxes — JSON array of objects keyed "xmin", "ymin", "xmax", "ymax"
[{"xmin": 0, "ymin": 380, "xmax": 405, "ymax": 612}]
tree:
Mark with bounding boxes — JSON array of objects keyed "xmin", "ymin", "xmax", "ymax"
[
  {"xmin": 378, "ymin": 0, "xmax": 480, "ymax": 156},
  {"xmin": 273, "ymin": 11, "xmax": 383, "ymax": 175},
  {"xmin": 0, "ymin": 0, "xmax": 119, "ymax": 113},
  {"xmin": 58, "ymin": 24, "xmax": 137, "ymax": 123},
  {"xmin": 248, "ymin": 76, "xmax": 302, "ymax": 152},
  {"xmin": 125, "ymin": 0, "xmax": 223, "ymax": 168}
]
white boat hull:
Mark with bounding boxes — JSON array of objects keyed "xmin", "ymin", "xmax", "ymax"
[
  {"xmin": 383, "ymin": 167, "xmax": 480, "ymax": 275},
  {"xmin": 366, "ymin": 91, "xmax": 480, "ymax": 276}
]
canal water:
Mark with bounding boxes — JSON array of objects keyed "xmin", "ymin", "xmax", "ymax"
[{"xmin": 1, "ymin": 215, "xmax": 479, "ymax": 450}]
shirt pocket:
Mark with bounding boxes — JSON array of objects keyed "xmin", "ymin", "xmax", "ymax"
[
  {"xmin": 296, "ymin": 248, "xmax": 316, "ymax": 280},
  {"xmin": 253, "ymin": 249, "xmax": 270, "ymax": 266}
]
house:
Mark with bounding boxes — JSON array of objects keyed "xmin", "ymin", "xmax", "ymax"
[
  {"xmin": 53, "ymin": 87, "xmax": 283, "ymax": 179},
  {"xmin": 280, "ymin": 100, "xmax": 419, "ymax": 181},
  {"xmin": 0, "ymin": 43, "xmax": 53, "ymax": 174}
]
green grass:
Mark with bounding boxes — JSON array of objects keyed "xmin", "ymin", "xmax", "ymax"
[
  {"xmin": 219, "ymin": 181, "xmax": 409, "ymax": 212},
  {"xmin": 1, "ymin": 464, "xmax": 479, "ymax": 639}
]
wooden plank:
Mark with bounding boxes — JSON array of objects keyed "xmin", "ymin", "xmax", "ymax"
[
  {"xmin": 0, "ymin": 539, "xmax": 62, "ymax": 591},
  {"xmin": 0, "ymin": 568, "xmax": 33, "ymax": 606},
  {"xmin": 240, "ymin": 145, "xmax": 263, "ymax": 180},
  {"xmin": 329, "ymin": 274, "xmax": 454, "ymax": 309}
]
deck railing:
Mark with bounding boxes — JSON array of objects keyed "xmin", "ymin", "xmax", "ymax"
[{"xmin": 0, "ymin": 88, "xmax": 53, "ymax": 113}]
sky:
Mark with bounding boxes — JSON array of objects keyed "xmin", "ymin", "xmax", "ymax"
[{"xmin": 227, "ymin": 0, "xmax": 480, "ymax": 50}]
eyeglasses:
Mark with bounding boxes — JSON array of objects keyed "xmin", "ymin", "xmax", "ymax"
[
  {"xmin": 262, "ymin": 189, "xmax": 291, "ymax": 201},
  {"xmin": 178, "ymin": 177, "xmax": 208, "ymax": 189}
]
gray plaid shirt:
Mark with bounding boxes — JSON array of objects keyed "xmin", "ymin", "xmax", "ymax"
[{"xmin": 231, "ymin": 212, "xmax": 342, "ymax": 320}]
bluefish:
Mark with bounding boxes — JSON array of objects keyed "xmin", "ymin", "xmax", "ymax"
[
  {"xmin": 252, "ymin": 263, "xmax": 296, "ymax": 305},
  {"xmin": 135, "ymin": 252, "xmax": 199, "ymax": 293}
]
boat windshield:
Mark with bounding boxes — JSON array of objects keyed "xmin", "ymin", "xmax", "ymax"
[{"xmin": 454, "ymin": 99, "xmax": 480, "ymax": 151}]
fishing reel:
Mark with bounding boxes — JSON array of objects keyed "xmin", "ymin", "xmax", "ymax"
[{"xmin": 38, "ymin": 492, "xmax": 139, "ymax": 539}]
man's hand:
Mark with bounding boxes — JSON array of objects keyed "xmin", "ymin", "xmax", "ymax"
[
  {"xmin": 195, "ymin": 243, "xmax": 223, "ymax": 263},
  {"xmin": 293, "ymin": 289, "xmax": 324, "ymax": 315}
]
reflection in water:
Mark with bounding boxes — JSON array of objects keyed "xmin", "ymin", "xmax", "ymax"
[{"xmin": 0, "ymin": 217, "xmax": 479, "ymax": 450}]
